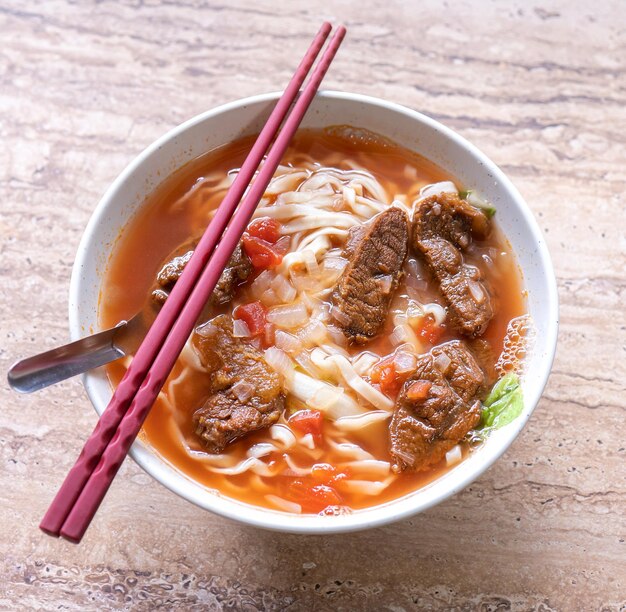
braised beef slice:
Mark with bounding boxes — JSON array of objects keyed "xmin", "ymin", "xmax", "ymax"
[
  {"xmin": 412, "ymin": 193, "xmax": 493, "ymax": 337},
  {"xmin": 151, "ymin": 238, "xmax": 252, "ymax": 306},
  {"xmin": 191, "ymin": 315, "xmax": 284, "ymax": 453},
  {"xmin": 331, "ymin": 207, "xmax": 409, "ymax": 344},
  {"xmin": 467, "ymin": 338, "xmax": 497, "ymax": 388},
  {"xmin": 390, "ymin": 340, "xmax": 484, "ymax": 472}
]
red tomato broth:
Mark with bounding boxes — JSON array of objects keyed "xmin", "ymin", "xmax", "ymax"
[{"xmin": 101, "ymin": 127, "xmax": 527, "ymax": 514}]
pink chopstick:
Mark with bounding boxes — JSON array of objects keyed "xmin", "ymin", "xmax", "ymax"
[
  {"xmin": 45, "ymin": 24, "xmax": 346, "ymax": 543},
  {"xmin": 40, "ymin": 22, "xmax": 338, "ymax": 539}
]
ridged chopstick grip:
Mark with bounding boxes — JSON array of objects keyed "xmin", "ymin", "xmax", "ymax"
[
  {"xmin": 39, "ymin": 22, "xmax": 332, "ymax": 537},
  {"xmin": 59, "ymin": 25, "xmax": 346, "ymax": 543}
]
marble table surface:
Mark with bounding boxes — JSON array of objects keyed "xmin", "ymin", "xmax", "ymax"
[{"xmin": 1, "ymin": 1, "xmax": 624, "ymax": 609}]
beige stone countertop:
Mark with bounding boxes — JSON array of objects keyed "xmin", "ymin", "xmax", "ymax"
[{"xmin": 1, "ymin": 1, "xmax": 624, "ymax": 610}]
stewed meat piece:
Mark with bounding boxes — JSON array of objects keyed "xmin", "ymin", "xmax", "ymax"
[
  {"xmin": 331, "ymin": 207, "xmax": 409, "ymax": 344},
  {"xmin": 390, "ymin": 340, "xmax": 485, "ymax": 472},
  {"xmin": 412, "ymin": 193, "xmax": 493, "ymax": 337},
  {"xmin": 151, "ymin": 238, "xmax": 252, "ymax": 306},
  {"xmin": 192, "ymin": 315, "xmax": 284, "ymax": 453}
]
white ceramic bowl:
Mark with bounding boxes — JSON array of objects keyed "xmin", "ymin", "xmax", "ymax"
[{"xmin": 70, "ymin": 91, "xmax": 558, "ymax": 533}]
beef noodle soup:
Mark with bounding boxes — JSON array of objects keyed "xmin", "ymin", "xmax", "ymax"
[{"xmin": 101, "ymin": 127, "xmax": 532, "ymax": 515}]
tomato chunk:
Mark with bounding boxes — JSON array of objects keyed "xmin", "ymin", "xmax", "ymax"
[
  {"xmin": 287, "ymin": 479, "xmax": 342, "ymax": 513},
  {"xmin": 242, "ymin": 218, "xmax": 290, "ymax": 269},
  {"xmin": 370, "ymin": 354, "xmax": 411, "ymax": 397},
  {"xmin": 369, "ymin": 355, "xmax": 393, "ymax": 384},
  {"xmin": 412, "ymin": 313, "xmax": 444, "ymax": 345},
  {"xmin": 247, "ymin": 217, "xmax": 282, "ymax": 243},
  {"xmin": 233, "ymin": 301, "xmax": 267, "ymax": 336},
  {"xmin": 406, "ymin": 380, "xmax": 432, "ymax": 401},
  {"xmin": 242, "ymin": 235, "xmax": 284, "ymax": 269},
  {"xmin": 310, "ymin": 463, "xmax": 349, "ymax": 486},
  {"xmin": 288, "ymin": 409, "xmax": 323, "ymax": 438}
]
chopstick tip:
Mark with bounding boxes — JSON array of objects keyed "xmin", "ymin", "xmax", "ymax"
[
  {"xmin": 331, "ymin": 25, "xmax": 347, "ymax": 42},
  {"xmin": 39, "ymin": 524, "xmax": 61, "ymax": 538}
]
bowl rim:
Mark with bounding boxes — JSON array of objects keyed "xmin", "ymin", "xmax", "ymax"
[{"xmin": 69, "ymin": 90, "xmax": 559, "ymax": 534}]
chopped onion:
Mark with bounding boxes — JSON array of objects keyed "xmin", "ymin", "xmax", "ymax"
[
  {"xmin": 250, "ymin": 269, "xmax": 274, "ymax": 299},
  {"xmin": 326, "ymin": 324, "xmax": 348, "ymax": 347},
  {"xmin": 260, "ymin": 287, "xmax": 281, "ymax": 307},
  {"xmin": 274, "ymin": 330, "xmax": 303, "ymax": 354},
  {"xmin": 232, "ymin": 319, "xmax": 251, "ymax": 338},
  {"xmin": 300, "ymin": 293, "xmax": 325, "ymax": 317},
  {"xmin": 403, "ymin": 164, "xmax": 418, "ymax": 180},
  {"xmin": 466, "ymin": 190, "xmax": 496, "ymax": 215},
  {"xmin": 264, "ymin": 346, "xmax": 294, "ymax": 380},
  {"xmin": 231, "ymin": 379, "xmax": 255, "ymax": 402},
  {"xmin": 322, "ymin": 246, "xmax": 343, "ymax": 258},
  {"xmin": 271, "ymin": 274, "xmax": 297, "ymax": 303},
  {"xmin": 434, "ymin": 351, "xmax": 452, "ymax": 374},
  {"xmin": 323, "ymin": 256, "xmax": 348, "ymax": 272},
  {"xmin": 330, "ymin": 305, "xmax": 351, "ymax": 326},
  {"xmin": 468, "ymin": 280, "xmax": 486, "ymax": 304},
  {"xmin": 406, "ymin": 301, "xmax": 423, "ymax": 321},
  {"xmin": 394, "ymin": 351, "xmax": 417, "ymax": 374},
  {"xmin": 390, "ymin": 323, "xmax": 422, "ymax": 351},
  {"xmin": 446, "ymin": 444, "xmax": 463, "ymax": 466},
  {"xmin": 488, "ymin": 247, "xmax": 499, "ymax": 260},
  {"xmin": 195, "ymin": 321, "xmax": 218, "ymax": 338},
  {"xmin": 267, "ymin": 303, "xmax": 309, "ymax": 328},
  {"xmin": 265, "ymin": 495, "xmax": 302, "ymax": 514},
  {"xmin": 249, "ymin": 337, "xmax": 263, "ymax": 351},
  {"xmin": 312, "ymin": 302, "xmax": 330, "ymax": 322},
  {"xmin": 419, "ymin": 181, "xmax": 458, "ymax": 199},
  {"xmin": 377, "ymin": 274, "xmax": 393, "ymax": 295}
]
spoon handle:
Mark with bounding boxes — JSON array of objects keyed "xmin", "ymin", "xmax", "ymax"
[{"xmin": 7, "ymin": 324, "xmax": 127, "ymax": 393}]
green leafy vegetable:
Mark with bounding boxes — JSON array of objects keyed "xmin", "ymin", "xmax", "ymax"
[{"xmin": 480, "ymin": 372, "xmax": 524, "ymax": 430}]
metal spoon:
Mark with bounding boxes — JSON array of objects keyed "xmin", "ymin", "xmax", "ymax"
[{"xmin": 7, "ymin": 312, "xmax": 148, "ymax": 393}]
